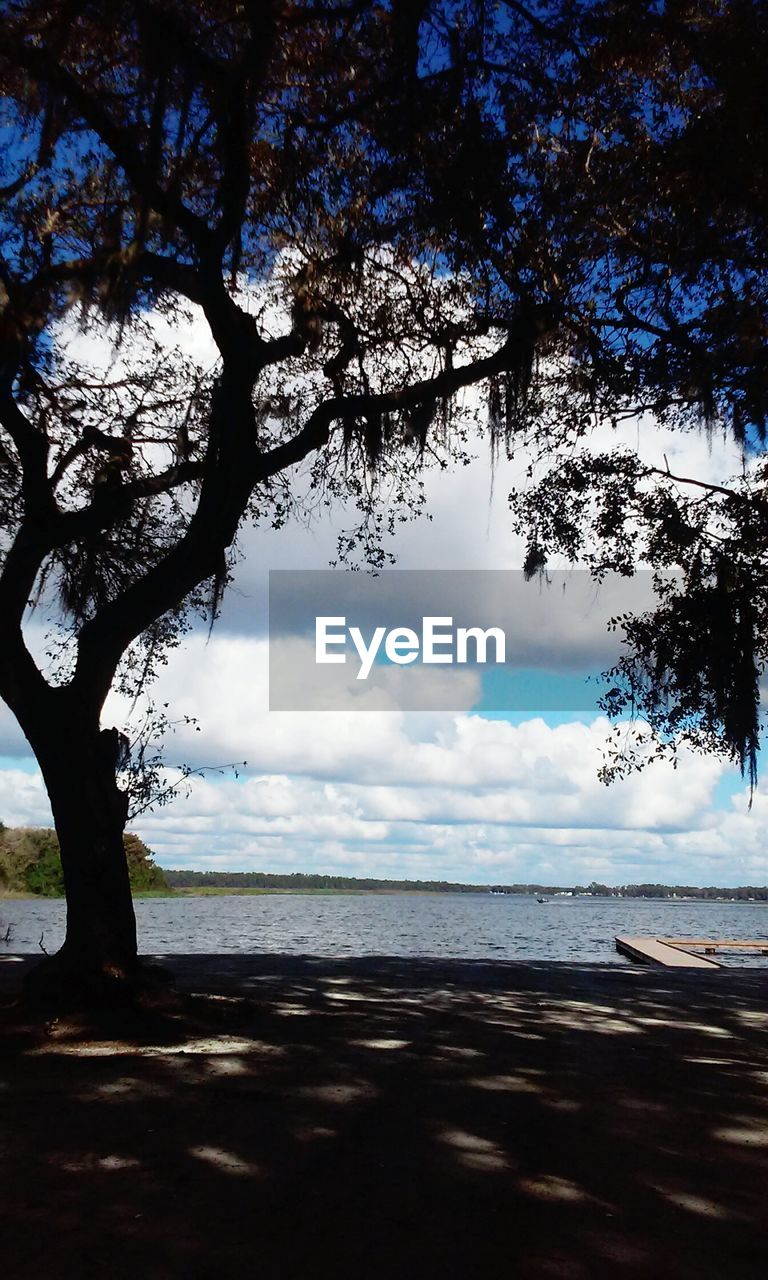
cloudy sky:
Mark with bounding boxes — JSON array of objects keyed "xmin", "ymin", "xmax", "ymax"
[{"xmin": 1, "ymin": 311, "xmax": 765, "ymax": 888}]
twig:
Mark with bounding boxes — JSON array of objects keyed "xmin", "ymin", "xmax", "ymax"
[
  {"xmin": 38, "ymin": 931, "xmax": 48, "ymax": 955},
  {"xmin": 648, "ymin": 464, "xmax": 743, "ymax": 501}
]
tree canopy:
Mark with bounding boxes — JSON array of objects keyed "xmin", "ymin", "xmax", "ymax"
[
  {"xmin": 0, "ymin": 825, "xmax": 166, "ymax": 896},
  {"xmin": 0, "ymin": 0, "xmax": 765, "ymax": 978}
]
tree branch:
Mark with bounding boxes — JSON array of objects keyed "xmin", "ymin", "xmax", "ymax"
[
  {"xmin": 68, "ymin": 338, "xmax": 513, "ymax": 696},
  {"xmin": 13, "ymin": 42, "xmax": 211, "ymax": 251},
  {"xmin": 213, "ymin": 3, "xmax": 277, "ymax": 255},
  {"xmin": 71, "ymin": 369, "xmax": 257, "ymax": 698},
  {"xmin": 56, "ymin": 461, "xmax": 206, "ymax": 543},
  {"xmin": 257, "ymin": 329, "xmax": 540, "ymax": 478},
  {"xmin": 0, "ymin": 393, "xmax": 51, "ymax": 515},
  {"xmin": 0, "ymin": 160, "xmax": 41, "ymax": 203},
  {"xmin": 647, "ymin": 465, "xmax": 758, "ymax": 503},
  {"xmin": 282, "ymin": 0, "xmax": 375, "ymax": 26}
]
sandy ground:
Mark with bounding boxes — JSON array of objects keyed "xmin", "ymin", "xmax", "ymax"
[{"xmin": 1, "ymin": 952, "xmax": 768, "ymax": 1280}]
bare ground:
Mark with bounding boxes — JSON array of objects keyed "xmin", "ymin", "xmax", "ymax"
[{"xmin": 1, "ymin": 953, "xmax": 767, "ymax": 1279}]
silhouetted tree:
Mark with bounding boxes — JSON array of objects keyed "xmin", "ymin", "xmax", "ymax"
[
  {"xmin": 0, "ymin": 1, "xmax": 765, "ymax": 987},
  {"xmin": 510, "ymin": 1, "xmax": 768, "ymax": 791}
]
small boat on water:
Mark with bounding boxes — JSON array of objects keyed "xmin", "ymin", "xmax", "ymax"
[{"xmin": 537, "ymin": 897, "xmax": 547, "ymax": 904}]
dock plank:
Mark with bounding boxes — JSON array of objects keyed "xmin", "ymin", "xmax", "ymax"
[
  {"xmin": 660, "ymin": 938, "xmax": 768, "ymax": 952},
  {"xmin": 615, "ymin": 936, "xmax": 722, "ymax": 968}
]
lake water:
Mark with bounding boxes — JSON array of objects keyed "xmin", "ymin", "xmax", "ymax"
[{"xmin": 2, "ymin": 893, "xmax": 768, "ymax": 966}]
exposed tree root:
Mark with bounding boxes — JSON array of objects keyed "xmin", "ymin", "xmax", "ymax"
[{"xmin": 20, "ymin": 948, "xmax": 178, "ymax": 1017}]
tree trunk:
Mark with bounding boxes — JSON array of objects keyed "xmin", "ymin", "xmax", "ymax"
[{"xmin": 31, "ymin": 714, "xmax": 138, "ymax": 983}]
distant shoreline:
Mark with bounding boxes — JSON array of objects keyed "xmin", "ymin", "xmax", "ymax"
[
  {"xmin": 3, "ymin": 885, "xmax": 768, "ymax": 903},
  {"xmin": 162, "ymin": 871, "xmax": 768, "ymax": 901}
]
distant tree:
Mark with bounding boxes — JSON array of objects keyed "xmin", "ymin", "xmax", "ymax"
[
  {"xmin": 24, "ymin": 830, "xmax": 65, "ymax": 896},
  {"xmin": 0, "ymin": 1, "xmax": 765, "ymax": 989},
  {"xmin": 123, "ymin": 832, "xmax": 167, "ymax": 892},
  {"xmin": 0, "ymin": 824, "xmax": 166, "ymax": 895},
  {"xmin": 0, "ymin": 825, "xmax": 57, "ymax": 892}
]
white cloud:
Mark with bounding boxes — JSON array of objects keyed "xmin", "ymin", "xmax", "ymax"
[
  {"xmin": 101, "ymin": 634, "xmax": 721, "ymax": 821},
  {"xmin": 0, "ymin": 769, "xmax": 52, "ymax": 828},
  {"xmin": 1, "ymin": 741, "xmax": 761, "ymax": 886},
  {"xmin": 123, "ymin": 751, "xmax": 762, "ymax": 886}
]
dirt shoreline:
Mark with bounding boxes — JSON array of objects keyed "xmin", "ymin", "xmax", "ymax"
[{"xmin": 2, "ymin": 952, "xmax": 767, "ymax": 1279}]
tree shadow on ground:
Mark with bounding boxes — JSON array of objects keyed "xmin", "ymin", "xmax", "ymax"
[{"xmin": 1, "ymin": 953, "xmax": 767, "ymax": 1280}]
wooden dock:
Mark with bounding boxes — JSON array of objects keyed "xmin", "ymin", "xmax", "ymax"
[
  {"xmin": 615, "ymin": 936, "xmax": 723, "ymax": 968},
  {"xmin": 662, "ymin": 938, "xmax": 768, "ymax": 954}
]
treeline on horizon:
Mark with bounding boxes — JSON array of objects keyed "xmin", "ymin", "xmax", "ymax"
[{"xmin": 164, "ymin": 870, "xmax": 768, "ymax": 900}]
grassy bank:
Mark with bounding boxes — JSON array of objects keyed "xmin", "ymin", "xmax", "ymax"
[
  {"xmin": 169, "ymin": 886, "xmax": 440, "ymax": 897},
  {"xmin": 0, "ymin": 886, "xmax": 430, "ymax": 901}
]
